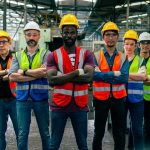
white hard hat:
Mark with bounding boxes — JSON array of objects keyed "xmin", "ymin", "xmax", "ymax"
[
  {"xmin": 139, "ymin": 32, "xmax": 150, "ymax": 42},
  {"xmin": 23, "ymin": 21, "xmax": 40, "ymax": 32}
]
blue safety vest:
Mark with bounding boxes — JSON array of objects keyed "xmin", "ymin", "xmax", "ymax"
[
  {"xmin": 127, "ymin": 55, "xmax": 143, "ymax": 103},
  {"xmin": 15, "ymin": 48, "xmax": 48, "ymax": 101}
]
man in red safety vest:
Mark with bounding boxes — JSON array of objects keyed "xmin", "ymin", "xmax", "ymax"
[{"xmin": 47, "ymin": 14, "xmax": 94, "ymax": 150}]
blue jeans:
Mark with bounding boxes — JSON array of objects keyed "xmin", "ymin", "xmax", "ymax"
[
  {"xmin": 0, "ymin": 99, "xmax": 18, "ymax": 150},
  {"xmin": 49, "ymin": 111, "xmax": 88, "ymax": 150},
  {"xmin": 126, "ymin": 101, "xmax": 144, "ymax": 150},
  {"xmin": 16, "ymin": 100, "xmax": 50, "ymax": 150}
]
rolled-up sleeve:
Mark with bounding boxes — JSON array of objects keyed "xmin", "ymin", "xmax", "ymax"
[{"xmin": 8, "ymin": 55, "xmax": 19, "ymax": 75}]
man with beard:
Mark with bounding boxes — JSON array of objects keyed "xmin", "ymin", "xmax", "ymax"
[
  {"xmin": 139, "ymin": 32, "xmax": 150, "ymax": 150},
  {"xmin": 9, "ymin": 21, "xmax": 50, "ymax": 150},
  {"xmin": 92, "ymin": 21, "xmax": 129, "ymax": 150},
  {"xmin": 47, "ymin": 14, "xmax": 94, "ymax": 150}
]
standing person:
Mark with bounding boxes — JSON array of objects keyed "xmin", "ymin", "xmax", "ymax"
[
  {"xmin": 92, "ymin": 21, "xmax": 129, "ymax": 150},
  {"xmin": 0, "ymin": 30, "xmax": 18, "ymax": 150},
  {"xmin": 9, "ymin": 21, "xmax": 50, "ymax": 150},
  {"xmin": 123, "ymin": 30, "xmax": 146, "ymax": 150},
  {"xmin": 47, "ymin": 14, "xmax": 94, "ymax": 150},
  {"xmin": 139, "ymin": 32, "xmax": 150, "ymax": 150}
]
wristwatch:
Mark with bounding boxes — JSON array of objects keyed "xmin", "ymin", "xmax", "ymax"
[{"xmin": 23, "ymin": 69, "xmax": 28, "ymax": 76}]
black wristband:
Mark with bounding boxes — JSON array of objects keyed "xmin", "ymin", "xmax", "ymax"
[{"xmin": 23, "ymin": 69, "xmax": 28, "ymax": 76}]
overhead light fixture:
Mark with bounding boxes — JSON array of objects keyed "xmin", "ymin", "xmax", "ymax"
[
  {"xmin": 121, "ymin": 13, "xmax": 147, "ymax": 23},
  {"xmin": 115, "ymin": 1, "xmax": 150, "ymax": 9}
]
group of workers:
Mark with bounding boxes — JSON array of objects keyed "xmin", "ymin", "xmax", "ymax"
[{"xmin": 0, "ymin": 13, "xmax": 150, "ymax": 150}]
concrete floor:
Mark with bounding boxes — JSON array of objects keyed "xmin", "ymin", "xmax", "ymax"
[{"xmin": 5, "ymin": 112, "xmax": 129, "ymax": 150}]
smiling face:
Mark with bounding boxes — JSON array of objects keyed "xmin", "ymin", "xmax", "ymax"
[
  {"xmin": 103, "ymin": 30, "xmax": 119, "ymax": 48},
  {"xmin": 124, "ymin": 39, "xmax": 136, "ymax": 56},
  {"xmin": 0, "ymin": 37, "xmax": 10, "ymax": 56},
  {"xmin": 61, "ymin": 25, "xmax": 77, "ymax": 47}
]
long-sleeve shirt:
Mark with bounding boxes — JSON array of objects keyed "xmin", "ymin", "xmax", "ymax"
[{"xmin": 93, "ymin": 48, "xmax": 129, "ymax": 84}]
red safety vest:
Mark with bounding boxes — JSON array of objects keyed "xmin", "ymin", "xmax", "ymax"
[
  {"xmin": 93, "ymin": 50, "xmax": 127, "ymax": 100},
  {"xmin": 53, "ymin": 46, "xmax": 88, "ymax": 107},
  {"xmin": 0, "ymin": 56, "xmax": 16, "ymax": 97}
]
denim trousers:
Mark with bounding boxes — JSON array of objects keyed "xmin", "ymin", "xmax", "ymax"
[
  {"xmin": 16, "ymin": 100, "xmax": 50, "ymax": 150},
  {"xmin": 49, "ymin": 111, "xmax": 88, "ymax": 150},
  {"xmin": 126, "ymin": 101, "xmax": 144, "ymax": 150},
  {"xmin": 144, "ymin": 100, "xmax": 150, "ymax": 150},
  {"xmin": 92, "ymin": 97, "xmax": 126, "ymax": 150},
  {"xmin": 0, "ymin": 99, "xmax": 18, "ymax": 150}
]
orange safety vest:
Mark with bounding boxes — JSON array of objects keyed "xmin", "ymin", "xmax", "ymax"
[
  {"xmin": 0, "ymin": 56, "xmax": 16, "ymax": 97},
  {"xmin": 93, "ymin": 49, "xmax": 127, "ymax": 100},
  {"xmin": 53, "ymin": 46, "xmax": 88, "ymax": 107}
]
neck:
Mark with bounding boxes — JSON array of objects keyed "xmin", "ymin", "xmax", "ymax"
[
  {"xmin": 64, "ymin": 45, "xmax": 76, "ymax": 54},
  {"xmin": 105, "ymin": 46, "xmax": 116, "ymax": 56},
  {"xmin": 0, "ymin": 51, "xmax": 9, "ymax": 60},
  {"xmin": 127, "ymin": 53, "xmax": 135, "ymax": 61},
  {"xmin": 27, "ymin": 45, "xmax": 38, "ymax": 54}
]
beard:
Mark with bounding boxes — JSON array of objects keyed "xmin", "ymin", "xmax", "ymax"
[
  {"xmin": 27, "ymin": 40, "xmax": 38, "ymax": 47},
  {"xmin": 63, "ymin": 37, "xmax": 76, "ymax": 47}
]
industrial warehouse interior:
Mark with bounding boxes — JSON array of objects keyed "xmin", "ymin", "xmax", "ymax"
[{"xmin": 0, "ymin": 0, "xmax": 150, "ymax": 150}]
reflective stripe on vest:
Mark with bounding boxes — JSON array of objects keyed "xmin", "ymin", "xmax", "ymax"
[
  {"xmin": 93, "ymin": 49, "xmax": 127, "ymax": 100},
  {"xmin": 144, "ymin": 57, "xmax": 150, "ymax": 101},
  {"xmin": 53, "ymin": 46, "xmax": 88, "ymax": 107},
  {"xmin": 93, "ymin": 87, "xmax": 110, "ymax": 92},
  {"xmin": 0, "ymin": 56, "xmax": 16, "ymax": 97},
  {"xmin": 127, "ymin": 55, "xmax": 143, "ymax": 103},
  {"xmin": 16, "ymin": 49, "xmax": 48, "ymax": 101},
  {"xmin": 54, "ymin": 89, "xmax": 72, "ymax": 95},
  {"xmin": 144, "ymin": 90, "xmax": 150, "ymax": 94},
  {"xmin": 112, "ymin": 85, "xmax": 126, "ymax": 91}
]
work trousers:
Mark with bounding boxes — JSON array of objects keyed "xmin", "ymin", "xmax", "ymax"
[{"xmin": 92, "ymin": 97, "xmax": 126, "ymax": 150}]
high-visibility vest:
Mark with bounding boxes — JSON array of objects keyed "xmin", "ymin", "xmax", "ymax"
[
  {"xmin": 53, "ymin": 46, "xmax": 88, "ymax": 107},
  {"xmin": 15, "ymin": 48, "xmax": 48, "ymax": 101},
  {"xmin": 127, "ymin": 55, "xmax": 143, "ymax": 103},
  {"xmin": 144, "ymin": 57, "xmax": 150, "ymax": 101},
  {"xmin": 0, "ymin": 56, "xmax": 16, "ymax": 97},
  {"xmin": 93, "ymin": 49, "xmax": 127, "ymax": 100}
]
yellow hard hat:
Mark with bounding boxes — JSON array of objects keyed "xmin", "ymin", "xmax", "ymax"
[
  {"xmin": 0, "ymin": 30, "xmax": 12, "ymax": 44},
  {"xmin": 101, "ymin": 21, "xmax": 120, "ymax": 33},
  {"xmin": 59, "ymin": 14, "xmax": 80, "ymax": 29},
  {"xmin": 123, "ymin": 30, "xmax": 138, "ymax": 41}
]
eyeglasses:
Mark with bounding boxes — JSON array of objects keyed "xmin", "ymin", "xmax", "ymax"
[
  {"xmin": 104, "ymin": 33, "xmax": 118, "ymax": 37},
  {"xmin": 25, "ymin": 33, "xmax": 39, "ymax": 37},
  {"xmin": 124, "ymin": 43, "xmax": 136, "ymax": 47},
  {"xmin": 140, "ymin": 41, "xmax": 150, "ymax": 45},
  {"xmin": 0, "ymin": 40, "xmax": 9, "ymax": 45}
]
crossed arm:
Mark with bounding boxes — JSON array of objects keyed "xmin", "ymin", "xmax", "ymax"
[
  {"xmin": 47, "ymin": 64, "xmax": 94, "ymax": 86},
  {"xmin": 9, "ymin": 56, "xmax": 47, "ymax": 82}
]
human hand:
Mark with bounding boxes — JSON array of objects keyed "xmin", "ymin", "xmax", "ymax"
[
  {"xmin": 94, "ymin": 66, "xmax": 101, "ymax": 72},
  {"xmin": 18, "ymin": 69, "xmax": 24, "ymax": 75},
  {"xmin": 114, "ymin": 71, "xmax": 121, "ymax": 76},
  {"xmin": 138, "ymin": 66, "xmax": 146, "ymax": 74}
]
